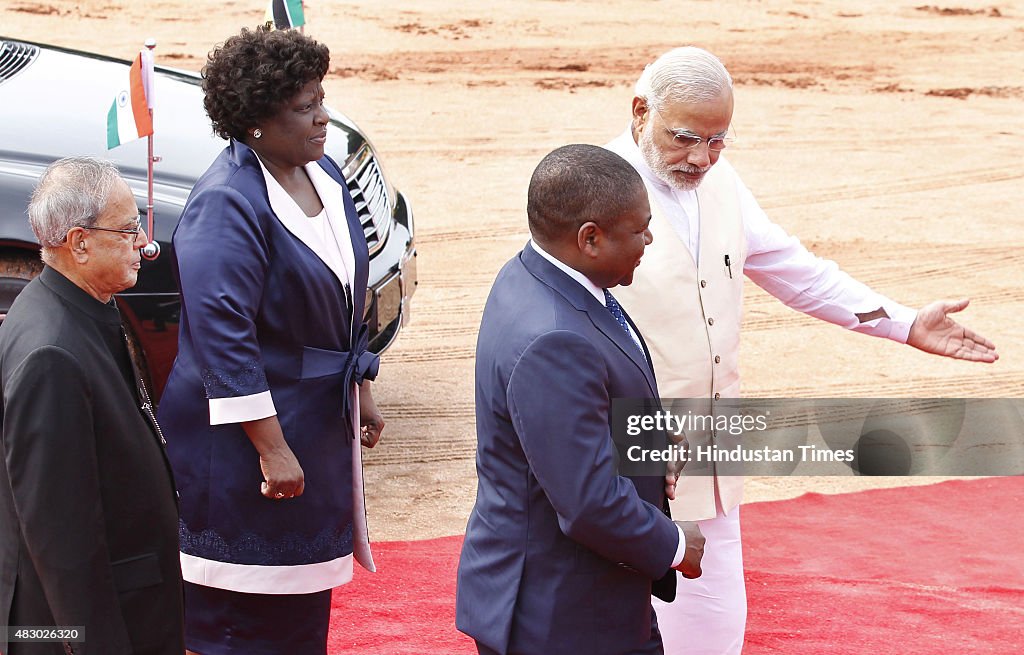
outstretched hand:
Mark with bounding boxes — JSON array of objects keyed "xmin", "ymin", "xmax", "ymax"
[{"xmin": 907, "ymin": 299, "xmax": 998, "ymax": 363}]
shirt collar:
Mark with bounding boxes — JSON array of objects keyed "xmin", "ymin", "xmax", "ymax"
[
  {"xmin": 530, "ymin": 240, "xmax": 606, "ymax": 307},
  {"xmin": 39, "ymin": 265, "xmax": 123, "ymax": 326}
]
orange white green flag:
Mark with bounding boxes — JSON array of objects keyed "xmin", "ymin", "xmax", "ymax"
[{"xmin": 106, "ymin": 49, "xmax": 154, "ymax": 149}]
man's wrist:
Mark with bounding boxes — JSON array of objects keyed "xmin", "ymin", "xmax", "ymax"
[{"xmin": 670, "ymin": 523, "xmax": 687, "ymax": 568}]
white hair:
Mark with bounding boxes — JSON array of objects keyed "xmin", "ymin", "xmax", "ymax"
[
  {"xmin": 634, "ymin": 46, "xmax": 733, "ymax": 109},
  {"xmin": 28, "ymin": 157, "xmax": 123, "ymax": 249}
]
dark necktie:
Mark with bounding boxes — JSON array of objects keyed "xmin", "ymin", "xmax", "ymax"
[{"xmin": 604, "ymin": 289, "xmax": 644, "ymax": 355}]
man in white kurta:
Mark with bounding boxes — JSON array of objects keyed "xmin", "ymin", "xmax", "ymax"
[{"xmin": 607, "ymin": 46, "xmax": 999, "ymax": 655}]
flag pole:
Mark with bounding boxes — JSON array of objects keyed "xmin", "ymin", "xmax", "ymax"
[{"xmin": 141, "ymin": 37, "xmax": 160, "ymax": 260}]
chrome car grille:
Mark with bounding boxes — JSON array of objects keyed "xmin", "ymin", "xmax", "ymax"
[
  {"xmin": 343, "ymin": 145, "xmax": 391, "ymax": 256},
  {"xmin": 0, "ymin": 42, "xmax": 39, "ymax": 84}
]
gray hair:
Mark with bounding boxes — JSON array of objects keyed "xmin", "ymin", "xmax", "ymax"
[
  {"xmin": 634, "ymin": 46, "xmax": 733, "ymax": 109},
  {"xmin": 28, "ymin": 156, "xmax": 124, "ymax": 249}
]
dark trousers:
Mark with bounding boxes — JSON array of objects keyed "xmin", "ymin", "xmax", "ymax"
[{"xmin": 474, "ymin": 607, "xmax": 664, "ymax": 655}]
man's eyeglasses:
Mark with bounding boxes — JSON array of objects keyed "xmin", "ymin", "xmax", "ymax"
[
  {"xmin": 84, "ymin": 212, "xmax": 144, "ymax": 237},
  {"xmin": 653, "ymin": 106, "xmax": 735, "ymax": 152}
]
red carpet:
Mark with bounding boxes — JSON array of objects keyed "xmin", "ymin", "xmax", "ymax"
[
  {"xmin": 329, "ymin": 535, "xmax": 476, "ymax": 654},
  {"xmin": 742, "ymin": 477, "xmax": 1024, "ymax": 654},
  {"xmin": 329, "ymin": 478, "xmax": 1024, "ymax": 654}
]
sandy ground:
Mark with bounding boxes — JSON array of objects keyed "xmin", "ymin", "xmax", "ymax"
[{"xmin": 4, "ymin": 0, "xmax": 1022, "ymax": 541}]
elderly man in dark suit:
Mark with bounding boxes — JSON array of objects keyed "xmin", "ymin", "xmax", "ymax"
[
  {"xmin": 457, "ymin": 144, "xmax": 705, "ymax": 655},
  {"xmin": 0, "ymin": 157, "xmax": 184, "ymax": 655}
]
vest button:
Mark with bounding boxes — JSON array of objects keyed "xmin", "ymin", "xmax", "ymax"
[
  {"xmin": 700, "ymin": 279, "xmax": 707, "ymax": 288},
  {"xmin": 714, "ymin": 393, "xmax": 721, "ymax": 400},
  {"xmin": 708, "ymin": 317, "xmax": 714, "ymax": 326},
  {"xmin": 714, "ymin": 355, "xmax": 721, "ymax": 363}
]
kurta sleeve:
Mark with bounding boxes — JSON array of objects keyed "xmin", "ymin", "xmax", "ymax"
[
  {"xmin": 3, "ymin": 346, "xmax": 134, "ymax": 654},
  {"xmin": 174, "ymin": 184, "xmax": 277, "ymax": 424},
  {"xmin": 739, "ymin": 177, "xmax": 918, "ymax": 342}
]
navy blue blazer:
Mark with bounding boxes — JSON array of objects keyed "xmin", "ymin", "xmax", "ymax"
[
  {"xmin": 158, "ymin": 141, "xmax": 377, "ymax": 585},
  {"xmin": 456, "ymin": 243, "xmax": 679, "ymax": 655}
]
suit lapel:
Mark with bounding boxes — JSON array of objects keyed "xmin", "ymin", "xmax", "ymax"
[
  {"xmin": 585, "ymin": 298, "xmax": 658, "ymax": 398},
  {"xmin": 520, "ymin": 243, "xmax": 658, "ymax": 397},
  {"xmin": 621, "ymin": 308, "xmax": 658, "ymax": 390},
  {"xmin": 256, "ymin": 158, "xmax": 352, "ymax": 289},
  {"xmin": 317, "ymin": 157, "xmax": 370, "ymax": 326},
  {"xmin": 305, "ymin": 163, "xmax": 356, "ymax": 292},
  {"xmin": 232, "ymin": 141, "xmax": 370, "ymax": 328}
]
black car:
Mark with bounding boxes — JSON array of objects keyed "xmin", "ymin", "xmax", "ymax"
[{"xmin": 0, "ymin": 37, "xmax": 417, "ymax": 399}]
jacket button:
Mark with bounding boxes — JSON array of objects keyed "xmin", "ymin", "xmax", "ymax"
[
  {"xmin": 714, "ymin": 355, "xmax": 721, "ymax": 363},
  {"xmin": 708, "ymin": 317, "xmax": 714, "ymax": 326},
  {"xmin": 700, "ymin": 279, "xmax": 707, "ymax": 288},
  {"xmin": 714, "ymin": 393, "xmax": 721, "ymax": 400}
]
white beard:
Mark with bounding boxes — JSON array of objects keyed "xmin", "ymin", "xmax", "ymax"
[{"xmin": 638, "ymin": 126, "xmax": 709, "ymax": 192}]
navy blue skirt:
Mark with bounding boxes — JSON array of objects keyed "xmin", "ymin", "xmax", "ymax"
[{"xmin": 184, "ymin": 582, "xmax": 332, "ymax": 655}]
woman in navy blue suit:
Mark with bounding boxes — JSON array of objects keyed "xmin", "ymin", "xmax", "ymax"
[{"xmin": 158, "ymin": 26, "xmax": 384, "ymax": 655}]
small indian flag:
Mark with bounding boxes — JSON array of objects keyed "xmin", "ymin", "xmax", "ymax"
[
  {"xmin": 265, "ymin": 0, "xmax": 305, "ymax": 30},
  {"xmin": 106, "ymin": 50, "xmax": 154, "ymax": 149}
]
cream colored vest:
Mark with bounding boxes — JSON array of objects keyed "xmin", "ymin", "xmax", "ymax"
[{"xmin": 615, "ymin": 159, "xmax": 747, "ymax": 521}]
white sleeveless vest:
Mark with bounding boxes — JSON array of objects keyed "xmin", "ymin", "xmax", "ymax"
[{"xmin": 614, "ymin": 158, "xmax": 747, "ymax": 521}]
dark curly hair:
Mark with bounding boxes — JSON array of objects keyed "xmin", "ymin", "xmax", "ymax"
[{"xmin": 202, "ymin": 26, "xmax": 330, "ymax": 141}]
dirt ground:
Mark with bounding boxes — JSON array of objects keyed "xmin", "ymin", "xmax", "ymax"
[{"xmin": 5, "ymin": 0, "xmax": 1021, "ymax": 541}]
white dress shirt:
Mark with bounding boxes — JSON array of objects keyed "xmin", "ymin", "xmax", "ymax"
[
  {"xmin": 606, "ymin": 128, "xmax": 918, "ymax": 342},
  {"xmin": 530, "ymin": 240, "xmax": 645, "ymax": 349}
]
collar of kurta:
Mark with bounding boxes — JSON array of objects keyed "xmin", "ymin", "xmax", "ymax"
[{"xmin": 39, "ymin": 265, "xmax": 123, "ymax": 326}]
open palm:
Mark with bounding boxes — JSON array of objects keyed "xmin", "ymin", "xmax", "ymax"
[{"xmin": 907, "ymin": 298, "xmax": 998, "ymax": 362}]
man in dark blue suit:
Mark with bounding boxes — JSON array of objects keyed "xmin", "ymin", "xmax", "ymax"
[{"xmin": 457, "ymin": 144, "xmax": 706, "ymax": 655}]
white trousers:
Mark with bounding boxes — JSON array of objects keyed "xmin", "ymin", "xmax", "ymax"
[{"xmin": 654, "ymin": 506, "xmax": 746, "ymax": 655}]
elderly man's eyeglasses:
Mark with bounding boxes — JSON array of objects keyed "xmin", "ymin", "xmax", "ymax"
[
  {"xmin": 84, "ymin": 212, "xmax": 144, "ymax": 237},
  {"xmin": 653, "ymin": 106, "xmax": 735, "ymax": 152}
]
